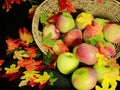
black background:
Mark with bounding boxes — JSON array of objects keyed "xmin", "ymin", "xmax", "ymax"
[{"xmin": 0, "ymin": 0, "xmax": 120, "ymax": 90}]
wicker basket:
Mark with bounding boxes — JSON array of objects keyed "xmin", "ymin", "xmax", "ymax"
[{"xmin": 32, "ymin": 0, "xmax": 120, "ymax": 59}]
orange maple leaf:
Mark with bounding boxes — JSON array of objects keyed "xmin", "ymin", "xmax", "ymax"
[
  {"xmin": 24, "ymin": 46, "xmax": 38, "ymax": 59},
  {"xmin": 6, "ymin": 38, "xmax": 20, "ymax": 50}
]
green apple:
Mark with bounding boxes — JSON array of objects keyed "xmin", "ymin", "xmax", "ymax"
[
  {"xmin": 57, "ymin": 52, "xmax": 79, "ymax": 75},
  {"xmin": 71, "ymin": 67, "xmax": 97, "ymax": 90}
]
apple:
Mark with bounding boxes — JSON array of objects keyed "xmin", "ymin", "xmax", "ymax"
[
  {"xmin": 76, "ymin": 12, "xmax": 93, "ymax": 30},
  {"xmin": 63, "ymin": 29, "xmax": 83, "ymax": 47},
  {"xmin": 56, "ymin": 11, "xmax": 75, "ymax": 33},
  {"xmin": 57, "ymin": 52, "xmax": 79, "ymax": 75},
  {"xmin": 71, "ymin": 67, "xmax": 97, "ymax": 90},
  {"xmin": 103, "ymin": 23, "xmax": 120, "ymax": 44},
  {"xmin": 43, "ymin": 24, "xmax": 60, "ymax": 39},
  {"xmin": 104, "ymin": 42, "xmax": 116, "ymax": 57},
  {"xmin": 93, "ymin": 53, "xmax": 120, "ymax": 83},
  {"xmin": 52, "ymin": 39, "xmax": 69, "ymax": 55},
  {"xmin": 76, "ymin": 43, "xmax": 98, "ymax": 65}
]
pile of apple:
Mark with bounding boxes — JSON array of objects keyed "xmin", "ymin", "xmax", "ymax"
[{"xmin": 41, "ymin": 11, "xmax": 120, "ymax": 90}]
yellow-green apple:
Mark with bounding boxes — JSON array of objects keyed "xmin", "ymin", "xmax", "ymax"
[
  {"xmin": 52, "ymin": 39, "xmax": 69, "ymax": 55},
  {"xmin": 55, "ymin": 11, "xmax": 75, "ymax": 33},
  {"xmin": 76, "ymin": 43, "xmax": 98, "ymax": 65},
  {"xmin": 63, "ymin": 29, "xmax": 83, "ymax": 47},
  {"xmin": 76, "ymin": 12, "xmax": 93, "ymax": 30},
  {"xmin": 93, "ymin": 53, "xmax": 120, "ymax": 82},
  {"xmin": 43, "ymin": 24, "xmax": 60, "ymax": 39},
  {"xmin": 57, "ymin": 52, "xmax": 79, "ymax": 75},
  {"xmin": 71, "ymin": 67, "xmax": 97, "ymax": 90},
  {"xmin": 103, "ymin": 23, "xmax": 120, "ymax": 44}
]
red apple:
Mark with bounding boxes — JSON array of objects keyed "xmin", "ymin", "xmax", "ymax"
[
  {"xmin": 71, "ymin": 67, "xmax": 97, "ymax": 90},
  {"xmin": 76, "ymin": 43, "xmax": 98, "ymax": 65},
  {"xmin": 63, "ymin": 29, "xmax": 82, "ymax": 47},
  {"xmin": 43, "ymin": 24, "xmax": 60, "ymax": 39},
  {"xmin": 56, "ymin": 11, "xmax": 75, "ymax": 33}
]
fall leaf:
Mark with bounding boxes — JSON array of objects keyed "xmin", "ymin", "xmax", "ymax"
[
  {"xmin": 0, "ymin": 71, "xmax": 22, "ymax": 82},
  {"xmin": 34, "ymin": 71, "xmax": 50, "ymax": 84},
  {"xmin": 28, "ymin": 5, "xmax": 38, "ymax": 19},
  {"xmin": 18, "ymin": 27, "xmax": 33, "ymax": 44},
  {"xmin": 2, "ymin": 0, "xmax": 26, "ymax": 12},
  {"xmin": 17, "ymin": 59, "xmax": 45, "ymax": 71},
  {"xmin": 58, "ymin": 0, "xmax": 76, "ymax": 13},
  {"xmin": 19, "ymin": 70, "xmax": 39, "ymax": 87},
  {"xmin": 0, "ymin": 59, "xmax": 4, "ymax": 71},
  {"xmin": 24, "ymin": 46, "xmax": 38, "ymax": 59},
  {"xmin": 6, "ymin": 38, "xmax": 20, "ymax": 50},
  {"xmin": 5, "ymin": 64, "xmax": 20, "ymax": 74},
  {"xmin": 97, "ymin": 0, "xmax": 103, "ymax": 3},
  {"xmin": 13, "ymin": 50, "xmax": 29, "ymax": 60},
  {"xmin": 49, "ymin": 72, "xmax": 58, "ymax": 85},
  {"xmin": 42, "ymin": 33, "xmax": 56, "ymax": 47},
  {"xmin": 40, "ymin": 12, "xmax": 49, "ymax": 25}
]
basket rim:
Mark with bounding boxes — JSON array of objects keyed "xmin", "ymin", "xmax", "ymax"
[{"xmin": 32, "ymin": 0, "xmax": 120, "ymax": 57}]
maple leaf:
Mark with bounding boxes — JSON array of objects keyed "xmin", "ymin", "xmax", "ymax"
[
  {"xmin": 5, "ymin": 64, "xmax": 20, "ymax": 74},
  {"xmin": 19, "ymin": 70, "xmax": 39, "ymax": 87},
  {"xmin": 42, "ymin": 51, "xmax": 56, "ymax": 66},
  {"xmin": 24, "ymin": 46, "xmax": 38, "ymax": 59},
  {"xmin": 58, "ymin": 0, "xmax": 76, "ymax": 13},
  {"xmin": 97, "ymin": 0, "xmax": 103, "ymax": 3},
  {"xmin": 49, "ymin": 72, "xmax": 58, "ymax": 85},
  {"xmin": 18, "ymin": 27, "xmax": 33, "ymax": 44},
  {"xmin": 34, "ymin": 71, "xmax": 50, "ymax": 85},
  {"xmin": 0, "ymin": 71, "xmax": 22, "ymax": 82},
  {"xmin": 40, "ymin": 12, "xmax": 49, "ymax": 25},
  {"xmin": 17, "ymin": 59, "xmax": 45, "ymax": 71},
  {"xmin": 6, "ymin": 38, "xmax": 20, "ymax": 51},
  {"xmin": 0, "ymin": 59, "xmax": 4, "ymax": 71},
  {"xmin": 42, "ymin": 33, "xmax": 56, "ymax": 47},
  {"xmin": 28, "ymin": 5, "xmax": 38, "ymax": 19},
  {"xmin": 2, "ymin": 0, "xmax": 26, "ymax": 12},
  {"xmin": 13, "ymin": 50, "xmax": 29, "ymax": 60}
]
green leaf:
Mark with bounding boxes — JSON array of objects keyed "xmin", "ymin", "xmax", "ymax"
[
  {"xmin": 85, "ymin": 33, "xmax": 106, "ymax": 46},
  {"xmin": 42, "ymin": 33, "xmax": 56, "ymax": 47},
  {"xmin": 49, "ymin": 72, "xmax": 58, "ymax": 85},
  {"xmin": 40, "ymin": 12, "xmax": 49, "ymax": 25},
  {"xmin": 42, "ymin": 51, "xmax": 56, "ymax": 65}
]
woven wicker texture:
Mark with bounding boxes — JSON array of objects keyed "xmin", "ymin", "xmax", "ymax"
[{"xmin": 32, "ymin": 0, "xmax": 120, "ymax": 59}]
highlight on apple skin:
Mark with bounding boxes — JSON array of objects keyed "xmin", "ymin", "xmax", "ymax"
[
  {"xmin": 56, "ymin": 52, "xmax": 80, "ymax": 75},
  {"xmin": 71, "ymin": 67, "xmax": 97, "ymax": 90}
]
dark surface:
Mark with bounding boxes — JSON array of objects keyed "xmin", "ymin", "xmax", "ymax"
[{"xmin": 0, "ymin": 0, "xmax": 120, "ymax": 90}]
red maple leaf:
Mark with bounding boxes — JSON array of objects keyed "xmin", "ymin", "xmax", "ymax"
[
  {"xmin": 58, "ymin": 0, "xmax": 76, "ymax": 13},
  {"xmin": 97, "ymin": 0, "xmax": 102, "ymax": 3},
  {"xmin": 0, "ymin": 71, "xmax": 22, "ymax": 82},
  {"xmin": 2, "ymin": 0, "xmax": 26, "ymax": 12},
  {"xmin": 24, "ymin": 46, "xmax": 38, "ymax": 59}
]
